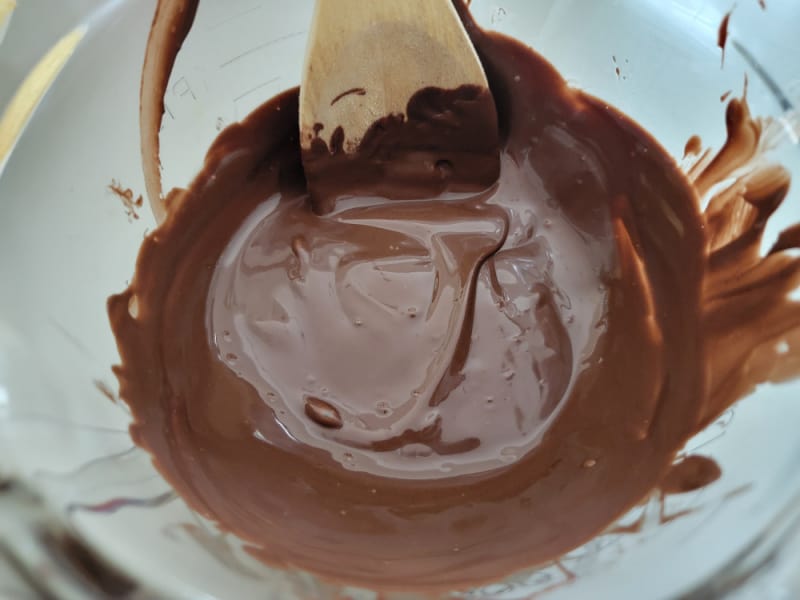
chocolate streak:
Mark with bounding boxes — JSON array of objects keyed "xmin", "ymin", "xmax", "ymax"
[
  {"xmin": 139, "ymin": 0, "xmax": 198, "ymax": 223},
  {"xmin": 118, "ymin": 0, "xmax": 800, "ymax": 592},
  {"xmin": 718, "ymin": 10, "xmax": 733, "ymax": 67}
]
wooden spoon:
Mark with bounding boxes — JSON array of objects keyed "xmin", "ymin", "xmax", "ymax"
[{"xmin": 299, "ymin": 0, "xmax": 500, "ymax": 211}]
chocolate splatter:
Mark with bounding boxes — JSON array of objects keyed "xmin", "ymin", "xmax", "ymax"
[
  {"xmin": 108, "ymin": 180, "xmax": 143, "ymax": 221},
  {"xmin": 330, "ymin": 87, "xmax": 367, "ymax": 106},
  {"xmin": 718, "ymin": 9, "xmax": 733, "ymax": 67},
  {"xmin": 683, "ymin": 135, "xmax": 703, "ymax": 158}
]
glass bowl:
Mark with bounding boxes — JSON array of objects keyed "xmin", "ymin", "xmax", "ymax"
[{"xmin": 1, "ymin": 0, "xmax": 799, "ymax": 598}]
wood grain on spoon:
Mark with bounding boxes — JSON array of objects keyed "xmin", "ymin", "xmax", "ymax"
[{"xmin": 299, "ymin": 0, "xmax": 500, "ymax": 212}]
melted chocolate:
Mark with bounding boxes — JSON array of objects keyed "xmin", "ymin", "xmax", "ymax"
[{"xmin": 114, "ymin": 0, "xmax": 800, "ymax": 592}]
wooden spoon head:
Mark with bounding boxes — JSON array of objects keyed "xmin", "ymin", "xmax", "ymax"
[{"xmin": 299, "ymin": 0, "xmax": 500, "ymax": 213}]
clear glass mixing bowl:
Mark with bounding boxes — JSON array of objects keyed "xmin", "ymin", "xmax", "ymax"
[{"xmin": 1, "ymin": 1, "xmax": 799, "ymax": 598}]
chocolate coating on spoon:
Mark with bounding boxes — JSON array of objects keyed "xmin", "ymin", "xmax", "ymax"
[{"xmin": 302, "ymin": 84, "xmax": 501, "ymax": 214}]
